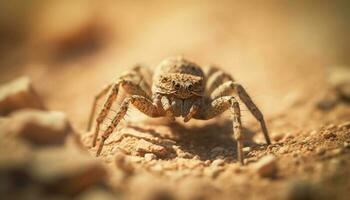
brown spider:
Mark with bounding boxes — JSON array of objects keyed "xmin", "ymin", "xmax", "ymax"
[{"xmin": 87, "ymin": 57, "xmax": 271, "ymax": 164}]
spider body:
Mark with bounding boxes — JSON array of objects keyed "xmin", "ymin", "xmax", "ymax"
[
  {"xmin": 87, "ymin": 57, "xmax": 271, "ymax": 164},
  {"xmin": 153, "ymin": 58, "xmax": 204, "ymax": 119}
]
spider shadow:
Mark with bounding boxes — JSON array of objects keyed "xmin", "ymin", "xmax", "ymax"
[{"xmin": 126, "ymin": 118, "xmax": 268, "ymax": 161}]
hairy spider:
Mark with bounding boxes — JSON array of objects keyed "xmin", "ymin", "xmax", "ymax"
[{"xmin": 87, "ymin": 57, "xmax": 271, "ymax": 164}]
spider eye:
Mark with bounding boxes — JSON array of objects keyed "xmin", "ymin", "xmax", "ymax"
[
  {"xmin": 187, "ymin": 84, "xmax": 193, "ymax": 90},
  {"xmin": 172, "ymin": 81, "xmax": 180, "ymax": 89}
]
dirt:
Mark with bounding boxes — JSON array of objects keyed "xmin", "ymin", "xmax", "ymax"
[{"xmin": 0, "ymin": 1, "xmax": 350, "ymax": 200}]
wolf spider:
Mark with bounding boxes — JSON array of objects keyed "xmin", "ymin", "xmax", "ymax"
[{"xmin": 87, "ymin": 57, "xmax": 271, "ymax": 164}]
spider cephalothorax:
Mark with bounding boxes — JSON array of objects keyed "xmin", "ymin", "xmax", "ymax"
[
  {"xmin": 87, "ymin": 56, "xmax": 271, "ymax": 165},
  {"xmin": 153, "ymin": 57, "xmax": 205, "ymax": 98}
]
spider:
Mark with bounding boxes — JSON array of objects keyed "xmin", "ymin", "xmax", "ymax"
[{"xmin": 87, "ymin": 57, "xmax": 271, "ymax": 164}]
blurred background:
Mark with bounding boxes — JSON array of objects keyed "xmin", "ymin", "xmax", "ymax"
[{"xmin": 0, "ymin": 0, "xmax": 349, "ymax": 127}]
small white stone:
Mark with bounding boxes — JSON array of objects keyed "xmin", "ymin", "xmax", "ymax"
[
  {"xmin": 203, "ymin": 160, "xmax": 211, "ymax": 166},
  {"xmin": 0, "ymin": 77, "xmax": 45, "ymax": 116},
  {"xmin": 279, "ymin": 146, "xmax": 289, "ymax": 154},
  {"xmin": 243, "ymin": 147, "xmax": 251, "ymax": 153},
  {"xmin": 316, "ymin": 147, "xmax": 326, "ymax": 155},
  {"xmin": 136, "ymin": 139, "xmax": 167, "ymax": 157},
  {"xmin": 152, "ymin": 164, "xmax": 163, "ymax": 172},
  {"xmin": 253, "ymin": 155, "xmax": 277, "ymax": 178},
  {"xmin": 8, "ymin": 110, "xmax": 72, "ymax": 146},
  {"xmin": 212, "ymin": 159, "xmax": 225, "ymax": 167},
  {"xmin": 310, "ymin": 130, "xmax": 318, "ymax": 136},
  {"xmin": 144, "ymin": 153, "xmax": 157, "ymax": 161}
]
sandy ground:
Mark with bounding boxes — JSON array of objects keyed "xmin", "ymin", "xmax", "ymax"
[{"xmin": 0, "ymin": 1, "xmax": 350, "ymax": 200}]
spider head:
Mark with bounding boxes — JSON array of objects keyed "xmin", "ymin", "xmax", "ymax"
[{"xmin": 156, "ymin": 73, "xmax": 205, "ymax": 98}]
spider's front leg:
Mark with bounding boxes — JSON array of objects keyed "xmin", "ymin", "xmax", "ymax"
[
  {"xmin": 88, "ymin": 66, "xmax": 153, "ymax": 147},
  {"xmin": 183, "ymin": 99, "xmax": 201, "ymax": 122},
  {"xmin": 87, "ymin": 83, "xmax": 113, "ymax": 132},
  {"xmin": 160, "ymin": 96, "xmax": 176, "ymax": 121},
  {"xmin": 96, "ymin": 95, "xmax": 162, "ymax": 156},
  {"xmin": 194, "ymin": 96, "xmax": 245, "ymax": 164},
  {"xmin": 91, "ymin": 82, "xmax": 120, "ymax": 147}
]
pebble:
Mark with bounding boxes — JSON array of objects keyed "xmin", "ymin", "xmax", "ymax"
[
  {"xmin": 328, "ymin": 65, "xmax": 350, "ymax": 100},
  {"xmin": 144, "ymin": 153, "xmax": 157, "ymax": 161},
  {"xmin": 284, "ymin": 134, "xmax": 295, "ymax": 141},
  {"xmin": 316, "ymin": 147, "xmax": 326, "ymax": 155},
  {"xmin": 306, "ymin": 146, "xmax": 314, "ymax": 151},
  {"xmin": 316, "ymin": 93, "xmax": 338, "ymax": 110},
  {"xmin": 338, "ymin": 82, "xmax": 350, "ymax": 101},
  {"xmin": 0, "ymin": 77, "xmax": 45, "ymax": 116},
  {"xmin": 179, "ymin": 152, "xmax": 195, "ymax": 159},
  {"xmin": 193, "ymin": 155, "xmax": 200, "ymax": 160},
  {"xmin": 203, "ymin": 160, "xmax": 211, "ymax": 166},
  {"xmin": 136, "ymin": 139, "xmax": 167, "ymax": 157},
  {"xmin": 115, "ymin": 153, "xmax": 134, "ymax": 175},
  {"xmin": 7, "ymin": 110, "xmax": 72, "ymax": 146},
  {"xmin": 30, "ymin": 146, "xmax": 106, "ymax": 195},
  {"xmin": 326, "ymin": 124, "xmax": 336, "ymax": 129},
  {"xmin": 338, "ymin": 121, "xmax": 350, "ymax": 129},
  {"xmin": 279, "ymin": 146, "xmax": 289, "ymax": 154},
  {"xmin": 303, "ymin": 136, "xmax": 311, "ymax": 141},
  {"xmin": 152, "ymin": 164, "xmax": 163, "ymax": 172},
  {"xmin": 323, "ymin": 131, "xmax": 336, "ymax": 139},
  {"xmin": 331, "ymin": 148, "xmax": 344, "ymax": 155},
  {"xmin": 272, "ymin": 132, "xmax": 285, "ymax": 142},
  {"xmin": 128, "ymin": 155, "xmax": 143, "ymax": 163},
  {"xmin": 309, "ymin": 130, "xmax": 318, "ymax": 136},
  {"xmin": 212, "ymin": 159, "xmax": 225, "ymax": 167},
  {"xmin": 252, "ymin": 155, "xmax": 278, "ymax": 178},
  {"xmin": 242, "ymin": 147, "xmax": 251, "ymax": 153}
]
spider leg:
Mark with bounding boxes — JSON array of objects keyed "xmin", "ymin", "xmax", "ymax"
[
  {"xmin": 91, "ymin": 82, "xmax": 120, "ymax": 147},
  {"xmin": 204, "ymin": 65, "xmax": 233, "ymax": 95},
  {"xmin": 210, "ymin": 81, "xmax": 271, "ymax": 145},
  {"xmin": 87, "ymin": 83, "xmax": 113, "ymax": 132},
  {"xmin": 131, "ymin": 65, "xmax": 153, "ymax": 96},
  {"xmin": 210, "ymin": 81, "xmax": 234, "ymax": 99},
  {"xmin": 96, "ymin": 95, "xmax": 162, "ymax": 156},
  {"xmin": 160, "ymin": 96, "xmax": 175, "ymax": 121},
  {"xmin": 183, "ymin": 99, "xmax": 201, "ymax": 122},
  {"xmin": 90, "ymin": 67, "xmax": 153, "ymax": 147},
  {"xmin": 193, "ymin": 96, "xmax": 244, "ymax": 164}
]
